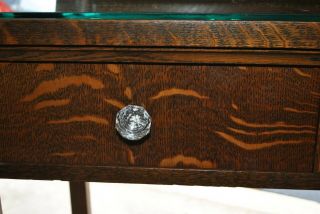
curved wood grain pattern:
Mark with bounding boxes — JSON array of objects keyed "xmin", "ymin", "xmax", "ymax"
[
  {"xmin": 0, "ymin": 20, "xmax": 320, "ymax": 49},
  {"xmin": 160, "ymin": 155, "xmax": 215, "ymax": 169},
  {"xmin": 227, "ymin": 127, "xmax": 315, "ymax": 136},
  {"xmin": 124, "ymin": 87, "xmax": 132, "ymax": 100},
  {"xmin": 104, "ymin": 98, "xmax": 125, "ymax": 109},
  {"xmin": 215, "ymin": 131, "xmax": 310, "ymax": 150},
  {"xmin": 127, "ymin": 149, "xmax": 135, "ymax": 165},
  {"xmin": 34, "ymin": 99, "xmax": 71, "ymax": 110},
  {"xmin": 150, "ymin": 88, "xmax": 209, "ymax": 100},
  {"xmin": 293, "ymin": 68, "xmax": 312, "ymax": 78},
  {"xmin": 283, "ymin": 107, "xmax": 317, "ymax": 114},
  {"xmin": 47, "ymin": 115, "xmax": 109, "ymax": 126},
  {"xmin": 0, "ymin": 63, "xmax": 319, "ymax": 173},
  {"xmin": 21, "ymin": 75, "xmax": 104, "ymax": 102},
  {"xmin": 229, "ymin": 115, "xmax": 316, "ymax": 129}
]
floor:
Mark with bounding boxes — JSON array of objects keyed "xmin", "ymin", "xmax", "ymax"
[{"xmin": 1, "ymin": 179, "xmax": 320, "ymax": 214}]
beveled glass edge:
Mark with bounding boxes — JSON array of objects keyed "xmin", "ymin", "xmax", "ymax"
[{"xmin": 0, "ymin": 12, "xmax": 320, "ymax": 21}]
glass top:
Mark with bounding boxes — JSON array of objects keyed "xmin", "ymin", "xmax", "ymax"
[{"xmin": 0, "ymin": 0, "xmax": 320, "ymax": 21}]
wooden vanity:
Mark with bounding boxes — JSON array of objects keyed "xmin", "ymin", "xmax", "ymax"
[{"xmin": 1, "ymin": 0, "xmax": 320, "ymax": 190}]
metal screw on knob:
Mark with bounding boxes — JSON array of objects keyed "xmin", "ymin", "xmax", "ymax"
[{"xmin": 115, "ymin": 105, "xmax": 151, "ymax": 141}]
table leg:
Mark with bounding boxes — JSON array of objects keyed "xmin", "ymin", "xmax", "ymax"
[{"xmin": 69, "ymin": 182, "xmax": 91, "ymax": 214}]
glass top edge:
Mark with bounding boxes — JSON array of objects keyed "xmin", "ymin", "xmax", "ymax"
[{"xmin": 1, "ymin": 12, "xmax": 320, "ymax": 21}]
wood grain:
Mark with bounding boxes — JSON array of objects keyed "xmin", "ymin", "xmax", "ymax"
[
  {"xmin": 1, "ymin": 47, "xmax": 320, "ymax": 66},
  {"xmin": 1, "ymin": 164, "xmax": 320, "ymax": 189},
  {"xmin": 0, "ymin": 20, "xmax": 320, "ymax": 49},
  {"xmin": 0, "ymin": 63, "xmax": 319, "ymax": 172}
]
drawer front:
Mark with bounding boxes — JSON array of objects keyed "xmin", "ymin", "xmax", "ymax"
[{"xmin": 0, "ymin": 63, "xmax": 319, "ymax": 172}]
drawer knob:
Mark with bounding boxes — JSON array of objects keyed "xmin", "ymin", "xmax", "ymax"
[{"xmin": 115, "ymin": 105, "xmax": 151, "ymax": 141}]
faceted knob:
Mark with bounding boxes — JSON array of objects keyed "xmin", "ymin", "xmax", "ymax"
[{"xmin": 115, "ymin": 105, "xmax": 151, "ymax": 141}]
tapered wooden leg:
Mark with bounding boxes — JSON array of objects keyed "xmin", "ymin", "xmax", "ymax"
[{"xmin": 69, "ymin": 182, "xmax": 91, "ymax": 214}]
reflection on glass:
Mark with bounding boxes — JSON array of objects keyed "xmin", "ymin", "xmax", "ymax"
[{"xmin": 0, "ymin": 0, "xmax": 320, "ymax": 21}]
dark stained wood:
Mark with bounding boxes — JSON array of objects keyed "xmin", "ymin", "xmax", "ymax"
[
  {"xmin": 70, "ymin": 182, "xmax": 91, "ymax": 214},
  {"xmin": 1, "ymin": 20, "xmax": 320, "ymax": 49},
  {"xmin": 1, "ymin": 47, "xmax": 320, "ymax": 66},
  {"xmin": 1, "ymin": 164, "xmax": 320, "ymax": 189},
  {"xmin": 0, "ymin": 63, "xmax": 319, "ymax": 172},
  {"xmin": 1, "ymin": 10, "xmax": 320, "ymax": 189},
  {"xmin": 56, "ymin": 0, "xmax": 320, "ymax": 14}
]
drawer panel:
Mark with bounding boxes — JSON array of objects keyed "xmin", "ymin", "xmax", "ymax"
[{"xmin": 0, "ymin": 63, "xmax": 319, "ymax": 172}]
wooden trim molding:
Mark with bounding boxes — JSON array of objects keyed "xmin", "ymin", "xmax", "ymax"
[
  {"xmin": 1, "ymin": 164, "xmax": 320, "ymax": 189},
  {"xmin": 0, "ymin": 47, "xmax": 320, "ymax": 66},
  {"xmin": 0, "ymin": 20, "xmax": 320, "ymax": 49}
]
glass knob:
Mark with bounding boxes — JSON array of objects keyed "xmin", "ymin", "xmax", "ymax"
[{"xmin": 115, "ymin": 105, "xmax": 151, "ymax": 141}]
